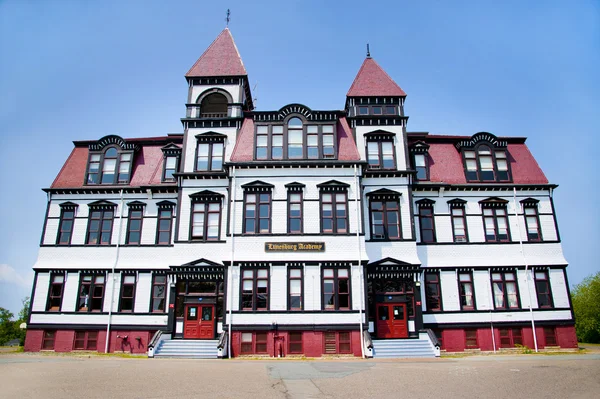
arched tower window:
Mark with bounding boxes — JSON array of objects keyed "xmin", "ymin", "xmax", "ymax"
[
  {"xmin": 200, "ymin": 93, "xmax": 228, "ymax": 118},
  {"xmin": 287, "ymin": 117, "xmax": 303, "ymax": 159}
]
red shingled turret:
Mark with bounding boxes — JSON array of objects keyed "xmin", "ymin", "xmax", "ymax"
[
  {"xmin": 186, "ymin": 28, "xmax": 247, "ymax": 77},
  {"xmin": 347, "ymin": 57, "xmax": 406, "ymax": 97}
]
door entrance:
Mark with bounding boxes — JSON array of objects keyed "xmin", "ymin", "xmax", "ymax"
[
  {"xmin": 376, "ymin": 303, "xmax": 408, "ymax": 338},
  {"xmin": 183, "ymin": 303, "xmax": 215, "ymax": 339}
]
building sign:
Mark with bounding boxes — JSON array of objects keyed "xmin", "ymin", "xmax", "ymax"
[{"xmin": 265, "ymin": 242, "xmax": 325, "ymax": 252}]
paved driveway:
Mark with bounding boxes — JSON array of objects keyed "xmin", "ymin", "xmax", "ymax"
[{"xmin": 1, "ymin": 354, "xmax": 599, "ymax": 398}]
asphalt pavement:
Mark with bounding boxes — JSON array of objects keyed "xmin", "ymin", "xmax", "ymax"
[{"xmin": 1, "ymin": 353, "xmax": 599, "ymax": 398}]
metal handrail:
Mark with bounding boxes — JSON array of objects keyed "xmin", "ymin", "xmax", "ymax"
[{"xmin": 148, "ymin": 330, "xmax": 163, "ymax": 349}]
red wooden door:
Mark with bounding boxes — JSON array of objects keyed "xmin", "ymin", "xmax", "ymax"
[
  {"xmin": 198, "ymin": 305, "xmax": 215, "ymax": 339},
  {"xmin": 184, "ymin": 304, "xmax": 200, "ymax": 339},
  {"xmin": 184, "ymin": 304, "xmax": 215, "ymax": 339},
  {"xmin": 376, "ymin": 303, "xmax": 408, "ymax": 338}
]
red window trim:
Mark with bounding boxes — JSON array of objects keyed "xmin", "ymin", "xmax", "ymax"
[
  {"xmin": 151, "ymin": 275, "xmax": 168, "ymax": 313},
  {"xmin": 534, "ymin": 270, "xmax": 554, "ymax": 309}
]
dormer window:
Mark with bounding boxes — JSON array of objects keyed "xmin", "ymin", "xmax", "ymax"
[
  {"xmin": 87, "ymin": 147, "xmax": 133, "ymax": 185},
  {"xmin": 161, "ymin": 143, "xmax": 182, "ymax": 182},
  {"xmin": 457, "ymin": 133, "xmax": 511, "ymax": 183},
  {"xmin": 409, "ymin": 141, "xmax": 430, "ymax": 181},
  {"xmin": 254, "ymin": 115, "xmax": 336, "ymax": 161}
]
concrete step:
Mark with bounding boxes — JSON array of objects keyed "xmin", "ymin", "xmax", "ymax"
[
  {"xmin": 371, "ymin": 339, "xmax": 436, "ymax": 358},
  {"xmin": 154, "ymin": 339, "xmax": 219, "ymax": 359}
]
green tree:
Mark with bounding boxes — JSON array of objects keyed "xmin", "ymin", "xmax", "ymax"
[
  {"xmin": 0, "ymin": 307, "xmax": 16, "ymax": 346},
  {"xmin": 571, "ymin": 272, "xmax": 600, "ymax": 343}
]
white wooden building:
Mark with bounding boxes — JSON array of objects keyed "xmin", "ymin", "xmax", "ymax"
[{"xmin": 25, "ymin": 28, "xmax": 576, "ymax": 357}]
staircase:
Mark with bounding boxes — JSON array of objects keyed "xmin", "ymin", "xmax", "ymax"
[
  {"xmin": 153, "ymin": 339, "xmax": 219, "ymax": 359},
  {"xmin": 372, "ymin": 338, "xmax": 437, "ymax": 358}
]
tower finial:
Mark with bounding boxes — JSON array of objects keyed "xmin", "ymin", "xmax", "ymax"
[
  {"xmin": 226, "ymin": 9, "xmax": 231, "ymax": 27},
  {"xmin": 366, "ymin": 43, "xmax": 371, "ymax": 58}
]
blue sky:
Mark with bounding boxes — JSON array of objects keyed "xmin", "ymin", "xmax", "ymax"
[{"xmin": 0, "ymin": 0, "xmax": 598, "ymax": 316}]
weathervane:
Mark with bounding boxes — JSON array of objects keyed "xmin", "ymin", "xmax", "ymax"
[
  {"xmin": 367, "ymin": 43, "xmax": 371, "ymax": 58},
  {"xmin": 226, "ymin": 9, "xmax": 230, "ymax": 27}
]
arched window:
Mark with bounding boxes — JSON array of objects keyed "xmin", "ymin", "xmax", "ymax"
[
  {"xmin": 200, "ymin": 93, "xmax": 228, "ymax": 118},
  {"xmin": 287, "ymin": 117, "xmax": 303, "ymax": 158}
]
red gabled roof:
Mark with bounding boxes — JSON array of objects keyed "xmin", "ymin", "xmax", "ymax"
[
  {"xmin": 347, "ymin": 57, "xmax": 406, "ymax": 97},
  {"xmin": 186, "ymin": 28, "xmax": 247, "ymax": 77},
  {"xmin": 230, "ymin": 117, "xmax": 360, "ymax": 162},
  {"xmin": 51, "ymin": 137, "xmax": 182, "ymax": 189},
  {"xmin": 409, "ymin": 135, "xmax": 548, "ymax": 184}
]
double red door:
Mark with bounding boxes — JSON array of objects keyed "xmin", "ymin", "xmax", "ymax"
[
  {"xmin": 376, "ymin": 303, "xmax": 408, "ymax": 338},
  {"xmin": 184, "ymin": 304, "xmax": 215, "ymax": 339}
]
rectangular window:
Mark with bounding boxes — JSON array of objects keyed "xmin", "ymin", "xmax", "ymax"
[
  {"xmin": 156, "ymin": 208, "xmax": 173, "ymax": 244},
  {"xmin": 241, "ymin": 269, "xmax": 269, "ymax": 311},
  {"xmin": 369, "ymin": 199, "xmax": 401, "ymax": 240},
  {"xmin": 492, "ymin": 272, "xmax": 520, "ymax": 309},
  {"xmin": 163, "ymin": 156, "xmax": 178, "ymax": 181},
  {"xmin": 47, "ymin": 274, "xmax": 65, "ymax": 311},
  {"xmin": 321, "ymin": 192, "xmax": 347, "ymax": 234},
  {"xmin": 322, "ymin": 125, "xmax": 335, "ymax": 158},
  {"xmin": 495, "ymin": 151, "xmax": 509, "ymax": 181},
  {"xmin": 119, "ymin": 275, "xmax": 136, "ymax": 312},
  {"xmin": 42, "ymin": 331, "xmax": 55, "ymax": 350},
  {"xmin": 272, "ymin": 125, "xmax": 284, "ymax": 159},
  {"xmin": 87, "ymin": 154, "xmax": 101, "ymax": 184},
  {"xmin": 256, "ymin": 332, "xmax": 268, "ymax": 353},
  {"xmin": 74, "ymin": 331, "xmax": 98, "ymax": 350},
  {"xmin": 256, "ymin": 126, "xmax": 268, "ymax": 160},
  {"xmin": 451, "ymin": 208, "xmax": 468, "ymax": 242},
  {"xmin": 367, "ymin": 141, "xmax": 395, "ymax": 169},
  {"xmin": 151, "ymin": 275, "xmax": 167, "ymax": 313},
  {"xmin": 418, "ymin": 206, "xmax": 436, "ymax": 243},
  {"xmin": 240, "ymin": 332, "xmax": 268, "ymax": 354},
  {"xmin": 289, "ymin": 332, "xmax": 303, "ymax": 354},
  {"xmin": 384, "ymin": 106, "xmax": 396, "ymax": 115},
  {"xmin": 307, "ymin": 126, "xmax": 319, "ymax": 159},
  {"xmin": 483, "ymin": 208, "xmax": 510, "ymax": 242},
  {"xmin": 534, "ymin": 271, "xmax": 553, "ymax": 308},
  {"xmin": 425, "ymin": 272, "xmax": 442, "ymax": 311},
  {"xmin": 499, "ymin": 328, "xmax": 523, "ymax": 348},
  {"xmin": 78, "ymin": 275, "xmax": 105, "ymax": 312},
  {"xmin": 288, "ymin": 192, "xmax": 303, "ymax": 234},
  {"xmin": 458, "ymin": 272, "xmax": 475, "ymax": 310},
  {"xmin": 323, "ymin": 268, "xmax": 350, "ymax": 310},
  {"xmin": 86, "ymin": 209, "xmax": 114, "ymax": 245},
  {"xmin": 243, "ymin": 193, "xmax": 271, "ymax": 234},
  {"xmin": 358, "ymin": 106, "xmax": 369, "ymax": 115},
  {"xmin": 118, "ymin": 153, "xmax": 132, "ymax": 183},
  {"xmin": 524, "ymin": 207, "xmax": 542, "ymax": 241},
  {"xmin": 196, "ymin": 142, "xmax": 224, "ymax": 171},
  {"xmin": 465, "ymin": 329, "xmax": 478, "ymax": 349},
  {"xmin": 56, "ymin": 209, "xmax": 75, "ymax": 245},
  {"xmin": 324, "ymin": 332, "xmax": 351, "ymax": 354},
  {"xmin": 414, "ymin": 154, "xmax": 428, "ymax": 180},
  {"xmin": 241, "ymin": 332, "xmax": 253, "ymax": 354},
  {"xmin": 288, "ymin": 269, "xmax": 303, "ymax": 310},
  {"xmin": 544, "ymin": 327, "xmax": 557, "ymax": 346},
  {"xmin": 191, "ymin": 202, "xmax": 221, "ymax": 240},
  {"xmin": 126, "ymin": 209, "xmax": 143, "ymax": 245}
]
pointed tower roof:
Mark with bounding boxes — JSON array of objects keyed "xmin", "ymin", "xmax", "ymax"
[
  {"xmin": 186, "ymin": 28, "xmax": 247, "ymax": 77},
  {"xmin": 347, "ymin": 57, "xmax": 406, "ymax": 97}
]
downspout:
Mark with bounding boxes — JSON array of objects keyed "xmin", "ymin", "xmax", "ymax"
[
  {"xmin": 228, "ymin": 166, "xmax": 237, "ymax": 358},
  {"xmin": 105, "ymin": 189, "xmax": 125, "ymax": 353},
  {"xmin": 513, "ymin": 187, "xmax": 538, "ymax": 352},
  {"xmin": 354, "ymin": 165, "xmax": 365, "ymax": 358}
]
